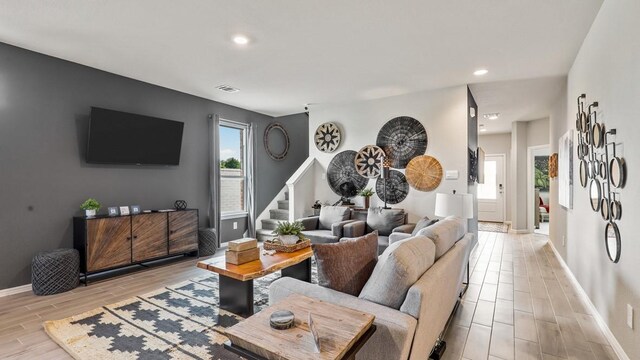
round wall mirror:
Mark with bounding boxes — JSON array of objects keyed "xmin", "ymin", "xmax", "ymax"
[
  {"xmin": 580, "ymin": 112, "xmax": 588, "ymax": 133},
  {"xmin": 600, "ymin": 198, "xmax": 609, "ymax": 221},
  {"xmin": 264, "ymin": 123, "xmax": 290, "ymax": 161},
  {"xmin": 592, "ymin": 123, "xmax": 604, "ymax": 148},
  {"xmin": 610, "ymin": 157, "xmax": 626, "ymax": 188},
  {"xmin": 610, "ymin": 199, "xmax": 622, "ymax": 221},
  {"xmin": 589, "ymin": 179, "xmax": 601, "ymax": 212},
  {"xmin": 599, "ymin": 161, "xmax": 608, "ymax": 180},
  {"xmin": 605, "ymin": 222, "xmax": 621, "ymax": 263},
  {"xmin": 579, "ymin": 160, "xmax": 588, "ymax": 188}
]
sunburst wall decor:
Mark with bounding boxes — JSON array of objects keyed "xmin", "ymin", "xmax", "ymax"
[
  {"xmin": 354, "ymin": 145, "xmax": 385, "ymax": 178},
  {"xmin": 314, "ymin": 122, "xmax": 342, "ymax": 153}
]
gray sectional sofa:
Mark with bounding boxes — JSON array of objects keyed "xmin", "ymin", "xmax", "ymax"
[{"xmin": 269, "ymin": 216, "xmax": 474, "ymax": 360}]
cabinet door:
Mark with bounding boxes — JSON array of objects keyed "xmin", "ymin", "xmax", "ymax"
[
  {"xmin": 132, "ymin": 213, "xmax": 168, "ymax": 262},
  {"xmin": 86, "ymin": 217, "xmax": 132, "ymax": 272},
  {"xmin": 168, "ymin": 210, "xmax": 198, "ymax": 254}
]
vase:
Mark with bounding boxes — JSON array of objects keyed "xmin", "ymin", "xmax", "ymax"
[
  {"xmin": 313, "ymin": 208, "xmax": 321, "ymax": 216},
  {"xmin": 85, "ymin": 209, "xmax": 96, "ymax": 217},
  {"xmin": 279, "ymin": 235, "xmax": 299, "ymax": 245},
  {"xmin": 364, "ymin": 197, "xmax": 370, "ymax": 209}
]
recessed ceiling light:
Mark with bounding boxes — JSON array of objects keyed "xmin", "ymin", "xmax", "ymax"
[
  {"xmin": 479, "ymin": 124, "xmax": 487, "ymax": 132},
  {"xmin": 215, "ymin": 84, "xmax": 240, "ymax": 93},
  {"xmin": 480, "ymin": 128, "xmax": 487, "ymax": 132},
  {"xmin": 232, "ymin": 35, "xmax": 249, "ymax": 45},
  {"xmin": 474, "ymin": 69, "xmax": 489, "ymax": 76},
  {"xmin": 483, "ymin": 113, "xmax": 500, "ymax": 120}
]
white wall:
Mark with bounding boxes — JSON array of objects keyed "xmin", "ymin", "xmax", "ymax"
[
  {"xmin": 551, "ymin": 0, "xmax": 640, "ymax": 357},
  {"xmin": 309, "ymin": 86, "xmax": 469, "ymax": 222},
  {"xmin": 479, "ymin": 133, "xmax": 512, "ymax": 221}
]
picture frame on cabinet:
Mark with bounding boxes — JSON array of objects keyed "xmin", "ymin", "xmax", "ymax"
[
  {"xmin": 130, "ymin": 205, "xmax": 141, "ymax": 214},
  {"xmin": 119, "ymin": 206, "xmax": 130, "ymax": 216},
  {"xmin": 107, "ymin": 207, "xmax": 119, "ymax": 216}
]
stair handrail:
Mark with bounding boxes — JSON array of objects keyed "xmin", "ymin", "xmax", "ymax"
[{"xmin": 286, "ymin": 157, "xmax": 317, "ymax": 222}]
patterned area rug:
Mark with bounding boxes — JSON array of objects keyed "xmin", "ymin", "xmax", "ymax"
[
  {"xmin": 45, "ymin": 266, "xmax": 317, "ymax": 359},
  {"xmin": 478, "ymin": 221, "xmax": 510, "ymax": 233}
]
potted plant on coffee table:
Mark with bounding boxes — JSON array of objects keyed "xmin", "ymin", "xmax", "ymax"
[
  {"xmin": 80, "ymin": 198, "xmax": 101, "ymax": 217},
  {"xmin": 358, "ymin": 188, "xmax": 375, "ymax": 209},
  {"xmin": 272, "ymin": 221, "xmax": 305, "ymax": 245}
]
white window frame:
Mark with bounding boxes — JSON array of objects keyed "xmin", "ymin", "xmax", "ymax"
[{"xmin": 219, "ymin": 119, "xmax": 249, "ymax": 220}]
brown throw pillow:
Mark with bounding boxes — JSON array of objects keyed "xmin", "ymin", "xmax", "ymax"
[{"xmin": 311, "ymin": 231, "xmax": 378, "ymax": 296}]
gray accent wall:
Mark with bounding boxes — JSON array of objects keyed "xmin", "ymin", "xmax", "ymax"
[{"xmin": 0, "ymin": 42, "xmax": 308, "ymax": 289}]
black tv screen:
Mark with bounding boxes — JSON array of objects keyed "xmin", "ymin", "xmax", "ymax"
[{"xmin": 86, "ymin": 107, "xmax": 184, "ymax": 165}]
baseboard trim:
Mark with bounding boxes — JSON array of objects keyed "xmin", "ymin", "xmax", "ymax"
[
  {"xmin": 0, "ymin": 283, "xmax": 31, "ymax": 298},
  {"xmin": 509, "ymin": 228, "xmax": 529, "ymax": 234},
  {"xmin": 548, "ymin": 241, "xmax": 629, "ymax": 360}
]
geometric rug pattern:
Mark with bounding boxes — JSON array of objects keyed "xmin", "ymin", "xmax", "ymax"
[
  {"xmin": 478, "ymin": 221, "xmax": 510, "ymax": 233},
  {"xmin": 44, "ymin": 267, "xmax": 317, "ymax": 359}
]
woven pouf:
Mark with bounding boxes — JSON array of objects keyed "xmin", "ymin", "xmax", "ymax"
[
  {"xmin": 32, "ymin": 249, "xmax": 79, "ymax": 296},
  {"xmin": 198, "ymin": 228, "xmax": 218, "ymax": 256}
]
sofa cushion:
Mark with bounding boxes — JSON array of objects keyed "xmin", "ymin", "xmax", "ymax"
[
  {"xmin": 416, "ymin": 216, "xmax": 465, "ymax": 259},
  {"xmin": 312, "ymin": 232, "xmax": 378, "ymax": 296},
  {"xmin": 412, "ymin": 218, "xmax": 439, "ymax": 236},
  {"xmin": 359, "ymin": 235, "xmax": 436, "ymax": 309},
  {"xmin": 301, "ymin": 230, "xmax": 339, "ymax": 244},
  {"xmin": 318, "ymin": 206, "xmax": 350, "ymax": 230},
  {"xmin": 367, "ymin": 208, "xmax": 405, "ymax": 236}
]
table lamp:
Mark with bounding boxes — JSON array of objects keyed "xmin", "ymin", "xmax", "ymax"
[{"xmin": 434, "ymin": 190, "xmax": 474, "ymax": 219}]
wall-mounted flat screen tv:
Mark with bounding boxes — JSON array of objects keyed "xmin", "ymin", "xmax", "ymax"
[{"xmin": 86, "ymin": 107, "xmax": 184, "ymax": 165}]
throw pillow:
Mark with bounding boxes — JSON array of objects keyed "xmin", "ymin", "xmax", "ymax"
[
  {"xmin": 366, "ymin": 208, "xmax": 405, "ymax": 236},
  {"xmin": 359, "ymin": 235, "xmax": 436, "ymax": 309},
  {"xmin": 312, "ymin": 231, "xmax": 379, "ymax": 296},
  {"xmin": 412, "ymin": 218, "xmax": 439, "ymax": 236},
  {"xmin": 318, "ymin": 206, "xmax": 350, "ymax": 230},
  {"xmin": 417, "ymin": 216, "xmax": 465, "ymax": 260}
]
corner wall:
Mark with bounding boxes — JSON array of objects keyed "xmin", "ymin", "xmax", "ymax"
[
  {"xmin": 308, "ymin": 86, "xmax": 469, "ymax": 222},
  {"xmin": 551, "ymin": 0, "xmax": 640, "ymax": 357}
]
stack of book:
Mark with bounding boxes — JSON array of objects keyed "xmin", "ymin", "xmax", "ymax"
[{"xmin": 225, "ymin": 238, "xmax": 260, "ymax": 265}]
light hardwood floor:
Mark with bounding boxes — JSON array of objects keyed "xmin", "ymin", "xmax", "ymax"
[
  {"xmin": 443, "ymin": 231, "xmax": 618, "ymax": 360},
  {"xmin": 0, "ymin": 232, "xmax": 619, "ymax": 359}
]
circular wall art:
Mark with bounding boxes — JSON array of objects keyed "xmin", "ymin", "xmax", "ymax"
[
  {"xmin": 354, "ymin": 145, "xmax": 386, "ymax": 178},
  {"xmin": 376, "ymin": 170, "xmax": 409, "ymax": 205},
  {"xmin": 376, "ymin": 116, "xmax": 427, "ymax": 169},
  {"xmin": 264, "ymin": 123, "xmax": 290, "ymax": 161},
  {"xmin": 327, "ymin": 150, "xmax": 368, "ymax": 198},
  {"xmin": 406, "ymin": 155, "xmax": 443, "ymax": 191},
  {"xmin": 314, "ymin": 122, "xmax": 342, "ymax": 153}
]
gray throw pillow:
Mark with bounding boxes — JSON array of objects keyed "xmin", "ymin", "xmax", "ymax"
[
  {"xmin": 312, "ymin": 231, "xmax": 379, "ymax": 296},
  {"xmin": 412, "ymin": 218, "xmax": 439, "ymax": 236},
  {"xmin": 366, "ymin": 208, "xmax": 405, "ymax": 236},
  {"xmin": 318, "ymin": 206, "xmax": 350, "ymax": 230},
  {"xmin": 417, "ymin": 216, "xmax": 465, "ymax": 260},
  {"xmin": 359, "ymin": 235, "xmax": 436, "ymax": 309}
]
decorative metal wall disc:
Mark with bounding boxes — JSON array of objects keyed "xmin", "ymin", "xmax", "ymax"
[
  {"xmin": 314, "ymin": 122, "xmax": 341, "ymax": 153},
  {"xmin": 376, "ymin": 170, "xmax": 409, "ymax": 204},
  {"xmin": 376, "ymin": 116, "xmax": 427, "ymax": 169},
  {"xmin": 354, "ymin": 145, "xmax": 386, "ymax": 178},
  {"xmin": 406, "ymin": 155, "xmax": 443, "ymax": 191},
  {"xmin": 327, "ymin": 150, "xmax": 368, "ymax": 198}
]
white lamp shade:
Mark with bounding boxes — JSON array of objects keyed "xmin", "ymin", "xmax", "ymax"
[{"xmin": 434, "ymin": 193, "xmax": 474, "ymax": 219}]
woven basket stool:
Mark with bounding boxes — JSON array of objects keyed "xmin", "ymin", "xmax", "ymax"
[
  {"xmin": 32, "ymin": 249, "xmax": 79, "ymax": 296},
  {"xmin": 198, "ymin": 228, "xmax": 218, "ymax": 256}
]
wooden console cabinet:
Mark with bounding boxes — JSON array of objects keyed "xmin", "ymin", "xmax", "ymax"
[{"xmin": 74, "ymin": 209, "xmax": 199, "ymax": 283}]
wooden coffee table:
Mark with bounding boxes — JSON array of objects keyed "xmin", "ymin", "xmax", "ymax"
[
  {"xmin": 224, "ymin": 294, "xmax": 376, "ymax": 360},
  {"xmin": 197, "ymin": 246, "xmax": 313, "ymax": 317}
]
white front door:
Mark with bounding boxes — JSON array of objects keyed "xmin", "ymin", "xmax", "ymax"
[{"xmin": 478, "ymin": 155, "xmax": 505, "ymax": 222}]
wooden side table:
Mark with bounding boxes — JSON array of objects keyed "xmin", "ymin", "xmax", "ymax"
[
  {"xmin": 224, "ymin": 294, "xmax": 376, "ymax": 360},
  {"xmin": 197, "ymin": 247, "xmax": 313, "ymax": 317}
]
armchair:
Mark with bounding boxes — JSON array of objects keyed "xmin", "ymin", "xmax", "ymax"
[
  {"xmin": 388, "ymin": 217, "xmax": 439, "ymax": 245},
  {"xmin": 298, "ymin": 206, "xmax": 353, "ymax": 244},
  {"xmin": 343, "ymin": 208, "xmax": 409, "ymax": 254}
]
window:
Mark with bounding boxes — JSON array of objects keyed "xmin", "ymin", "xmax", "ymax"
[
  {"xmin": 477, "ymin": 160, "xmax": 497, "ymax": 200},
  {"xmin": 219, "ymin": 121, "xmax": 247, "ymax": 217}
]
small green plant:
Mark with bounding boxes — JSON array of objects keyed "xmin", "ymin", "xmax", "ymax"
[
  {"xmin": 358, "ymin": 188, "xmax": 375, "ymax": 197},
  {"xmin": 80, "ymin": 198, "xmax": 101, "ymax": 211},
  {"xmin": 272, "ymin": 221, "xmax": 305, "ymax": 238}
]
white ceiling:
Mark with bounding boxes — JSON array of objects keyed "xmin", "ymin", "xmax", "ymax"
[
  {"xmin": 0, "ymin": 0, "xmax": 602, "ymax": 117},
  {"xmin": 470, "ymin": 76, "xmax": 567, "ymax": 134}
]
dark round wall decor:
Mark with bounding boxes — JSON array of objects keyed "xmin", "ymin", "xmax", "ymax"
[
  {"xmin": 376, "ymin": 116, "xmax": 427, "ymax": 169},
  {"xmin": 264, "ymin": 122, "xmax": 290, "ymax": 161},
  {"xmin": 354, "ymin": 145, "xmax": 386, "ymax": 178},
  {"xmin": 376, "ymin": 170, "xmax": 409, "ymax": 205},
  {"xmin": 327, "ymin": 150, "xmax": 369, "ymax": 198},
  {"xmin": 314, "ymin": 122, "xmax": 342, "ymax": 153}
]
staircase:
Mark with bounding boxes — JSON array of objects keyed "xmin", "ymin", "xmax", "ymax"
[{"xmin": 256, "ymin": 191, "xmax": 289, "ymax": 241}]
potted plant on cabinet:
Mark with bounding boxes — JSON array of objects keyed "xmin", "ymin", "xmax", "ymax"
[
  {"xmin": 272, "ymin": 221, "xmax": 305, "ymax": 245},
  {"xmin": 311, "ymin": 200, "xmax": 322, "ymax": 216},
  {"xmin": 358, "ymin": 188, "xmax": 375, "ymax": 209},
  {"xmin": 80, "ymin": 198, "xmax": 101, "ymax": 217}
]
